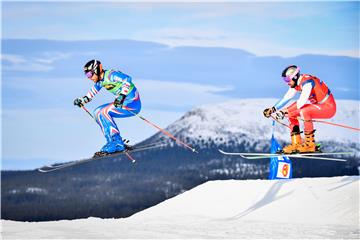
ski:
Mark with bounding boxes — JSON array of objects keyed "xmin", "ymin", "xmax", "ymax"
[
  {"xmin": 38, "ymin": 141, "xmax": 167, "ymax": 173},
  {"xmin": 218, "ymin": 149, "xmax": 352, "ymax": 162},
  {"xmin": 240, "ymin": 154, "xmax": 348, "ymax": 162}
]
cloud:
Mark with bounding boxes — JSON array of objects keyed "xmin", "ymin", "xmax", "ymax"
[
  {"xmin": 2, "ymin": 54, "xmax": 54, "ymax": 72},
  {"xmin": 133, "ymin": 26, "xmax": 359, "ymax": 58},
  {"xmin": 2, "ymin": 51, "xmax": 90, "ymax": 72},
  {"xmin": 173, "ymin": 2, "xmax": 341, "ymax": 21},
  {"xmin": 1, "ymin": 54, "xmax": 27, "ymax": 64},
  {"xmin": 136, "ymin": 79, "xmax": 234, "ymax": 110},
  {"xmin": 34, "ymin": 51, "xmax": 72, "ymax": 64}
]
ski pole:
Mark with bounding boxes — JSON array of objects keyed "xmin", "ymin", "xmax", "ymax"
[
  {"xmin": 269, "ymin": 114, "xmax": 360, "ymax": 131},
  {"xmin": 125, "ymin": 108, "xmax": 198, "ymax": 153},
  {"xmin": 270, "ymin": 115, "xmax": 291, "ymax": 129},
  {"xmin": 303, "ymin": 119, "xmax": 360, "ymax": 131},
  {"xmin": 288, "ymin": 116, "xmax": 360, "ymax": 131},
  {"xmin": 81, "ymin": 106, "xmax": 95, "ymax": 120}
]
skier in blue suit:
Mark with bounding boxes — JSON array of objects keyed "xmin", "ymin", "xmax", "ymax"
[{"xmin": 74, "ymin": 60, "xmax": 141, "ymax": 157}]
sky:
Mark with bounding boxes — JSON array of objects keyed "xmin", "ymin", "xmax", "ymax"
[
  {"xmin": 2, "ymin": 1, "xmax": 359, "ymax": 57},
  {"xmin": 1, "ymin": 1, "xmax": 359, "ymax": 170}
]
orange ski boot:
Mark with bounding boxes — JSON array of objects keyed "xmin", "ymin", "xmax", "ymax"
[
  {"xmin": 282, "ymin": 132, "xmax": 302, "ymax": 154},
  {"xmin": 297, "ymin": 130, "xmax": 318, "ymax": 153}
]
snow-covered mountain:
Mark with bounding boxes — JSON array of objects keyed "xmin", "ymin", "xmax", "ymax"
[
  {"xmin": 148, "ymin": 99, "xmax": 359, "ymax": 155},
  {"xmin": 3, "ymin": 176, "xmax": 359, "ymax": 239}
]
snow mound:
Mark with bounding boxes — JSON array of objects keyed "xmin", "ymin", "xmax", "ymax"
[{"xmin": 2, "ymin": 176, "xmax": 359, "ymax": 239}]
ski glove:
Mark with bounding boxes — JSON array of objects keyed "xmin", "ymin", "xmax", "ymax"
[
  {"xmin": 275, "ymin": 110, "xmax": 286, "ymax": 120},
  {"xmin": 74, "ymin": 96, "xmax": 91, "ymax": 107},
  {"xmin": 263, "ymin": 107, "xmax": 276, "ymax": 118},
  {"xmin": 114, "ymin": 94, "xmax": 126, "ymax": 108}
]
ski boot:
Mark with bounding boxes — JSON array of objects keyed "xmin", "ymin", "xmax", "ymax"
[
  {"xmin": 297, "ymin": 130, "xmax": 320, "ymax": 153},
  {"xmin": 282, "ymin": 131, "xmax": 302, "ymax": 154},
  {"xmin": 93, "ymin": 134, "xmax": 125, "ymax": 157},
  {"xmin": 123, "ymin": 139, "xmax": 134, "ymax": 151}
]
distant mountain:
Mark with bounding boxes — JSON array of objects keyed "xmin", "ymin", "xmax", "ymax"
[{"xmin": 1, "ymin": 99, "xmax": 359, "ymax": 221}]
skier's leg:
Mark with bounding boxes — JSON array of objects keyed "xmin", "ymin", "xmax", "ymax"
[
  {"xmin": 93, "ymin": 90, "xmax": 142, "ymax": 154},
  {"xmin": 297, "ymin": 96, "xmax": 336, "ymax": 153},
  {"xmin": 100, "ymin": 91, "xmax": 141, "ymax": 151},
  {"xmin": 301, "ymin": 96, "xmax": 336, "ymax": 132},
  {"xmin": 286, "ymin": 102, "xmax": 301, "ymax": 131},
  {"xmin": 93, "ymin": 103, "xmax": 124, "ymax": 154},
  {"xmin": 108, "ymin": 90, "xmax": 142, "ymax": 119},
  {"xmin": 282, "ymin": 102, "xmax": 302, "ymax": 153}
]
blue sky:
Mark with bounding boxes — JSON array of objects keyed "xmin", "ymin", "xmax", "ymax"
[
  {"xmin": 2, "ymin": 1, "xmax": 359, "ymax": 57},
  {"xmin": 1, "ymin": 1, "xmax": 359, "ymax": 170}
]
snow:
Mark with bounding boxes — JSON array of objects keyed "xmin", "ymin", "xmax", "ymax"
[
  {"xmin": 167, "ymin": 99, "xmax": 359, "ymax": 143},
  {"xmin": 2, "ymin": 176, "xmax": 359, "ymax": 239}
]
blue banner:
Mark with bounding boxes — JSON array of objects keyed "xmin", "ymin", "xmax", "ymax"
[{"xmin": 269, "ymin": 130, "xmax": 292, "ymax": 180}]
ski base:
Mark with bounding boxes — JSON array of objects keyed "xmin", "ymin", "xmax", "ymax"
[{"xmin": 218, "ymin": 149, "xmax": 352, "ymax": 162}]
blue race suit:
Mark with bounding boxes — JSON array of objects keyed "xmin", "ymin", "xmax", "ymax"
[{"xmin": 85, "ymin": 69, "xmax": 141, "ymax": 153}]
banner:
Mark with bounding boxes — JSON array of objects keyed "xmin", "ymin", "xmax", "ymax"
[{"xmin": 269, "ymin": 135, "xmax": 292, "ymax": 179}]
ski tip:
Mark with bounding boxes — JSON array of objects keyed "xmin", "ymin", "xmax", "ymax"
[
  {"xmin": 218, "ymin": 149, "xmax": 226, "ymax": 154},
  {"xmin": 192, "ymin": 148, "xmax": 199, "ymax": 153},
  {"xmin": 37, "ymin": 167, "xmax": 51, "ymax": 173}
]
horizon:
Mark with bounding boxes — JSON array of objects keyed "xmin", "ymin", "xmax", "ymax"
[{"xmin": 3, "ymin": 38, "xmax": 360, "ymax": 59}]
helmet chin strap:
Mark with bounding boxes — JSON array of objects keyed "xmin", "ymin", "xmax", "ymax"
[
  {"xmin": 288, "ymin": 74, "xmax": 300, "ymax": 88},
  {"xmin": 294, "ymin": 73, "xmax": 303, "ymax": 87}
]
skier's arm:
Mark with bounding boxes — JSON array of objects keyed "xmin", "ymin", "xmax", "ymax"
[
  {"xmin": 273, "ymin": 88, "xmax": 297, "ymax": 110},
  {"xmin": 74, "ymin": 82, "xmax": 102, "ymax": 107},
  {"xmin": 296, "ymin": 82, "xmax": 313, "ymax": 109},
  {"xmin": 85, "ymin": 82, "xmax": 102, "ymax": 100}
]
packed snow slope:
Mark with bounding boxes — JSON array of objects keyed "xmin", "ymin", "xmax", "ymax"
[{"xmin": 2, "ymin": 176, "xmax": 359, "ymax": 239}]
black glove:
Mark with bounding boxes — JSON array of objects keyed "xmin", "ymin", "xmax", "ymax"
[
  {"xmin": 114, "ymin": 94, "xmax": 126, "ymax": 108},
  {"xmin": 275, "ymin": 110, "xmax": 286, "ymax": 120},
  {"xmin": 263, "ymin": 106, "xmax": 276, "ymax": 118},
  {"xmin": 74, "ymin": 96, "xmax": 90, "ymax": 107}
]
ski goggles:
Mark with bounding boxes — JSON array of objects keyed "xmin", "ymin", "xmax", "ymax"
[
  {"xmin": 85, "ymin": 71, "xmax": 94, "ymax": 78},
  {"xmin": 282, "ymin": 67, "xmax": 300, "ymax": 83}
]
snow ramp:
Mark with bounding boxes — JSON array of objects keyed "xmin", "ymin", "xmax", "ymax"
[{"xmin": 2, "ymin": 176, "xmax": 359, "ymax": 239}]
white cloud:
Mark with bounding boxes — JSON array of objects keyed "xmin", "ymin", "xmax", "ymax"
[
  {"xmin": 34, "ymin": 51, "xmax": 72, "ymax": 64},
  {"xmin": 1, "ymin": 54, "xmax": 27, "ymax": 64},
  {"xmin": 1, "ymin": 51, "xmax": 95, "ymax": 72},
  {"xmin": 1, "ymin": 53, "xmax": 53, "ymax": 72},
  {"xmin": 133, "ymin": 27, "xmax": 359, "ymax": 57},
  {"xmin": 136, "ymin": 79, "xmax": 234, "ymax": 109}
]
